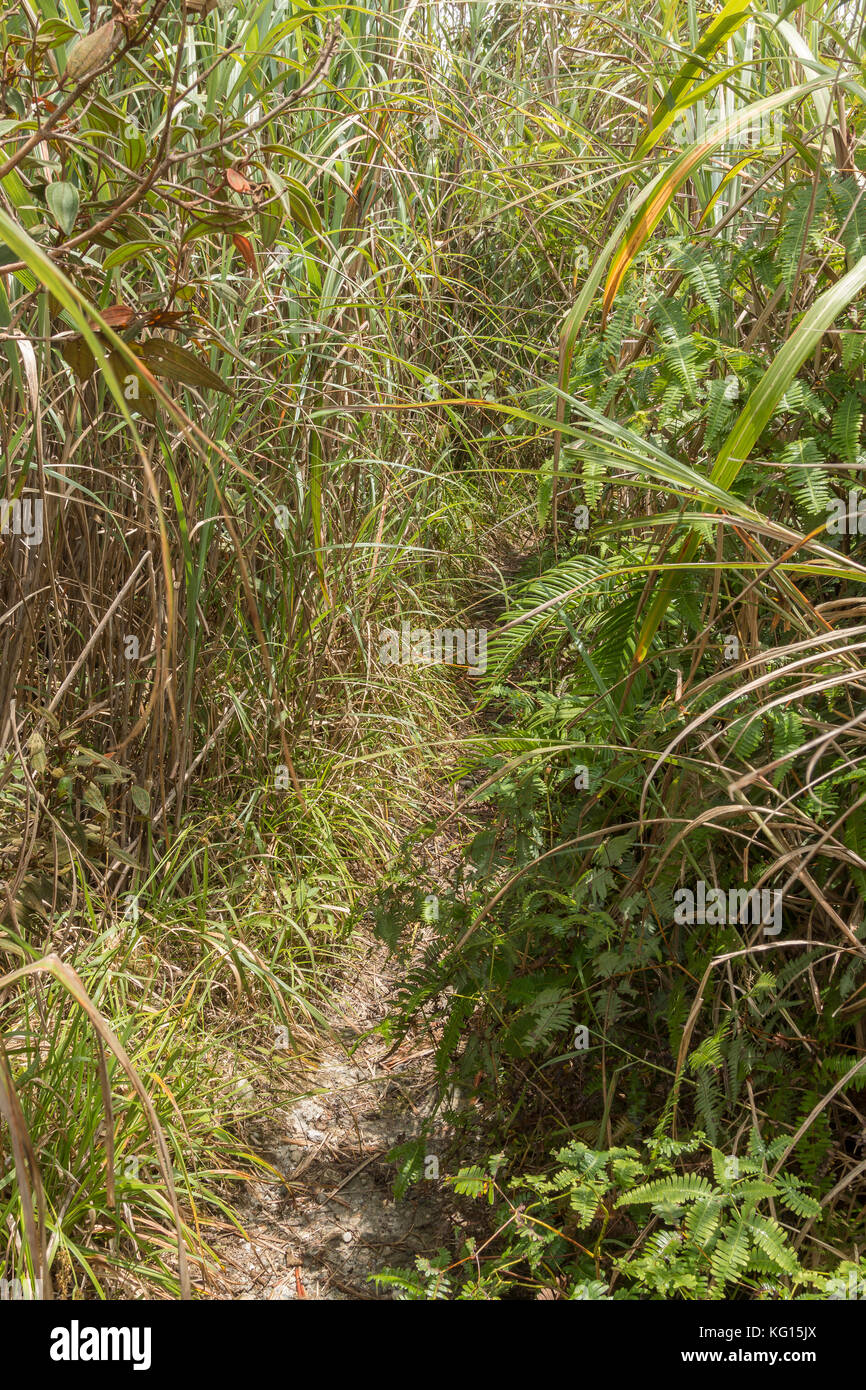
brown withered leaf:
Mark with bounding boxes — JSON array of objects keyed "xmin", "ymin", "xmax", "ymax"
[
  {"xmin": 138, "ymin": 310, "xmax": 190, "ymax": 332},
  {"xmin": 226, "ymin": 168, "xmax": 252, "ymax": 194},
  {"xmin": 88, "ymin": 303, "xmax": 134, "ymax": 331},
  {"xmin": 89, "ymin": 306, "xmax": 192, "ymax": 335}
]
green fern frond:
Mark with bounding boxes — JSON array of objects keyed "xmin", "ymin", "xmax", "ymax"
[
  {"xmin": 671, "ymin": 243, "xmax": 721, "ymax": 324},
  {"xmin": 710, "ymin": 1217, "xmax": 751, "ymax": 1287},
  {"xmin": 483, "ymin": 553, "xmax": 628, "ymax": 678},
  {"xmin": 830, "ymin": 175, "xmax": 866, "ymax": 266},
  {"xmin": 746, "ymin": 1215, "xmax": 800, "ymax": 1278},
  {"xmin": 689, "ymin": 1025, "xmax": 730, "ymax": 1072},
  {"xmin": 521, "ymin": 985, "xmax": 573, "ymax": 1049},
  {"xmin": 778, "ymin": 184, "xmax": 827, "ymax": 290},
  {"xmin": 686, "ymin": 1194, "xmax": 725, "ymax": 1246},
  {"xmin": 732, "ymin": 1180, "xmax": 778, "ymax": 1207},
  {"xmin": 704, "ymin": 376, "xmax": 737, "ymax": 448},
  {"xmin": 450, "ymin": 1166, "xmax": 493, "ymax": 1200},
  {"xmin": 616, "ymin": 1173, "xmax": 715, "ymax": 1206},
  {"xmin": 768, "ymin": 707, "xmax": 805, "ymax": 769},
  {"xmin": 774, "ymin": 1175, "xmax": 822, "ymax": 1219},
  {"xmin": 779, "ymin": 437, "xmax": 830, "ymax": 516},
  {"xmin": 832, "ymin": 390, "xmax": 863, "ymax": 464},
  {"xmin": 726, "ymin": 710, "xmax": 765, "ymax": 760},
  {"xmin": 651, "ymin": 296, "xmax": 700, "ymax": 397}
]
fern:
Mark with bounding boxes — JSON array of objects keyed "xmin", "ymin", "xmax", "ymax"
[
  {"xmin": 768, "ymin": 706, "xmax": 805, "ymax": 776},
  {"xmin": 841, "ymin": 329, "xmax": 866, "ymax": 372},
  {"xmin": 779, "ymin": 437, "xmax": 831, "ymax": 516},
  {"xmin": 586, "ymin": 594, "xmax": 641, "ymax": 683},
  {"xmin": 710, "ymin": 1217, "xmax": 751, "ymax": 1287},
  {"xmin": 830, "ymin": 174, "xmax": 866, "ymax": 266},
  {"xmin": 435, "ymin": 992, "xmax": 474, "ymax": 1079},
  {"xmin": 733, "ymin": 1180, "xmax": 779, "ymax": 1207},
  {"xmin": 778, "ymin": 183, "xmax": 827, "ymax": 290},
  {"xmin": 580, "ymin": 448, "xmax": 607, "ymax": 508},
  {"xmin": 483, "ymin": 552, "xmax": 628, "ymax": 678},
  {"xmin": 616, "ymin": 1173, "xmax": 715, "ymax": 1206},
  {"xmin": 747, "ymin": 1215, "xmax": 801, "ymax": 1278},
  {"xmin": 704, "ymin": 375, "xmax": 737, "ymax": 448},
  {"xmin": 658, "ymin": 379, "xmax": 688, "ymax": 428},
  {"xmin": 774, "ymin": 1175, "xmax": 822, "ymax": 1219},
  {"xmin": 520, "ymin": 984, "xmax": 573, "ymax": 1049},
  {"xmin": 371, "ymin": 1256, "xmax": 452, "ymax": 1300},
  {"xmin": 832, "ymin": 390, "xmax": 864, "ymax": 464},
  {"xmin": 726, "ymin": 709, "xmax": 765, "ymax": 760},
  {"xmin": 450, "ymin": 1165, "xmax": 494, "ymax": 1201},
  {"xmin": 686, "ymin": 1194, "xmax": 725, "ymax": 1246},
  {"xmin": 671, "ymin": 242, "xmax": 721, "ymax": 325},
  {"xmin": 694, "ymin": 1070, "xmax": 724, "ymax": 1143},
  {"xmin": 651, "ymin": 295, "xmax": 700, "ymax": 397},
  {"xmin": 689, "ymin": 1024, "xmax": 730, "ymax": 1072}
]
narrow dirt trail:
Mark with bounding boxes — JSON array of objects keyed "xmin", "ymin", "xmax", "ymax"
[
  {"xmin": 206, "ymin": 760, "xmax": 492, "ymax": 1301},
  {"xmin": 208, "ymin": 553, "xmax": 519, "ymax": 1299},
  {"xmin": 211, "ymin": 930, "xmax": 462, "ymax": 1300}
]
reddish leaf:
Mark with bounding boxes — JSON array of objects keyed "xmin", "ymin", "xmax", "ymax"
[
  {"xmin": 141, "ymin": 309, "xmax": 190, "ymax": 331},
  {"xmin": 226, "ymin": 168, "xmax": 252, "ymax": 194},
  {"xmin": 232, "ymin": 233, "xmax": 256, "ymax": 270},
  {"xmin": 83, "ymin": 306, "xmax": 191, "ymax": 339},
  {"xmin": 89, "ymin": 304, "xmax": 134, "ymax": 330}
]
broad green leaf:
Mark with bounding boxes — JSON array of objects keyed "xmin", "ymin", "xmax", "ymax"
[
  {"xmin": 82, "ymin": 781, "xmax": 108, "ymax": 817},
  {"xmin": 130, "ymin": 785, "xmax": 151, "ymax": 816},
  {"xmin": 45, "ymin": 181, "xmax": 79, "ymax": 236},
  {"xmin": 103, "ymin": 241, "xmax": 162, "ymax": 269},
  {"xmin": 136, "ymin": 338, "xmax": 234, "ymax": 396}
]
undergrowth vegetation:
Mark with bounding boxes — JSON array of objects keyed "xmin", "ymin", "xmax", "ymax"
[{"xmin": 1, "ymin": 0, "xmax": 866, "ymax": 1301}]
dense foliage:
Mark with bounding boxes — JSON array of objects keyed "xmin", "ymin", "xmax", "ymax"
[{"xmin": 1, "ymin": 0, "xmax": 865, "ymax": 1300}]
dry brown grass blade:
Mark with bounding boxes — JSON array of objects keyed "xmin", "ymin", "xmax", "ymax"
[
  {"xmin": 639, "ymin": 635, "xmax": 866, "ymax": 823},
  {"xmin": 770, "ymin": 1050, "xmax": 866, "ymax": 1179},
  {"xmin": 670, "ymin": 940, "xmax": 816, "ymax": 1138}
]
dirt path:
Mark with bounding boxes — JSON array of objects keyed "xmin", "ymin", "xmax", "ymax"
[
  {"xmin": 208, "ymin": 601, "xmax": 508, "ymax": 1299},
  {"xmin": 210, "ymin": 930, "xmax": 465, "ymax": 1299}
]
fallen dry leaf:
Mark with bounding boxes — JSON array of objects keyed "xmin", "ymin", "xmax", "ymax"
[{"xmin": 226, "ymin": 168, "xmax": 253, "ymax": 194}]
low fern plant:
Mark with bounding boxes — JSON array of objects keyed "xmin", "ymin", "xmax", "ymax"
[
  {"xmin": 372, "ymin": 1134, "xmax": 852, "ymax": 1301},
  {"xmin": 613, "ymin": 1141, "xmax": 822, "ymax": 1299}
]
